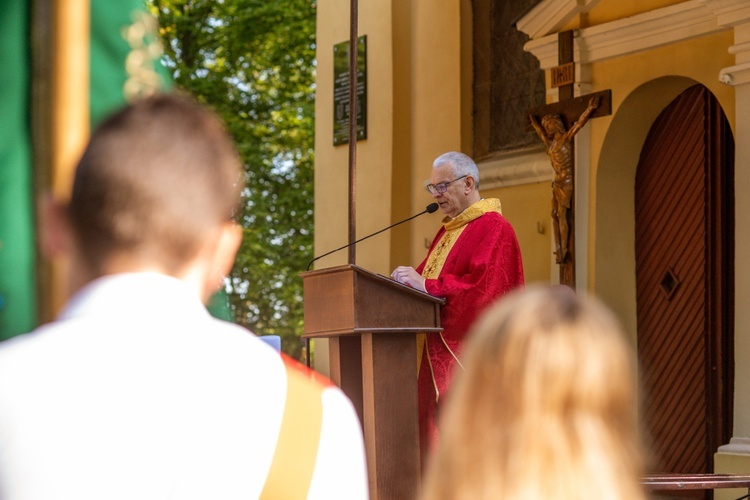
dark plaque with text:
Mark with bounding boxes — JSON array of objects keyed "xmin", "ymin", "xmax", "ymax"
[{"xmin": 333, "ymin": 35, "xmax": 367, "ymax": 146}]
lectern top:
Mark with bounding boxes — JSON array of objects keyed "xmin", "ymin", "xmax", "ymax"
[{"xmin": 300, "ymin": 264, "xmax": 445, "ymax": 305}]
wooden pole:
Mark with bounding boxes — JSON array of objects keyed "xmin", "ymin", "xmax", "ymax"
[
  {"xmin": 557, "ymin": 30, "xmax": 575, "ymax": 287},
  {"xmin": 347, "ymin": 0, "xmax": 358, "ymax": 264}
]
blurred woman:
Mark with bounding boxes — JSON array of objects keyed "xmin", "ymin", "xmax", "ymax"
[{"xmin": 420, "ymin": 286, "xmax": 647, "ymax": 500}]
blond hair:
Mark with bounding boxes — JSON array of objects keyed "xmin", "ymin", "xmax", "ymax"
[{"xmin": 421, "ymin": 286, "xmax": 646, "ymax": 500}]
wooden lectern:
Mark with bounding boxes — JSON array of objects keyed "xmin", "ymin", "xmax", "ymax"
[{"xmin": 301, "ymin": 264, "xmax": 443, "ymax": 499}]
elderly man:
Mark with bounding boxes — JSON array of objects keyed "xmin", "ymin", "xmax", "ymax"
[{"xmin": 391, "ymin": 151, "xmax": 524, "ymax": 458}]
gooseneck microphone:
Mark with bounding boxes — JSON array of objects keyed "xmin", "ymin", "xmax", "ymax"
[{"xmin": 306, "ymin": 203, "xmax": 439, "ymax": 271}]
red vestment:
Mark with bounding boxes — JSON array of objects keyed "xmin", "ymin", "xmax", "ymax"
[{"xmin": 416, "ymin": 199, "xmax": 524, "ymax": 459}]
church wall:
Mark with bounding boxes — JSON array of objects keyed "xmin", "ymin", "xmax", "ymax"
[
  {"xmin": 388, "ymin": 0, "xmax": 416, "ymax": 270},
  {"xmin": 314, "ymin": 0, "xmax": 750, "ymax": 478},
  {"xmin": 314, "ymin": 0, "xmax": 396, "ymax": 276},
  {"xmin": 400, "ymin": 0, "xmax": 549, "ymax": 291},
  {"xmin": 717, "ymin": 80, "xmax": 750, "ymax": 487},
  {"xmin": 521, "ymin": 0, "xmax": 750, "ymax": 469},
  {"xmin": 578, "ymin": 8, "xmax": 750, "ymax": 473},
  {"xmin": 313, "ymin": 0, "xmax": 549, "ymax": 372},
  {"xmin": 587, "ymin": 31, "xmax": 734, "ymax": 340},
  {"xmin": 584, "ymin": 0, "xmax": 695, "ymax": 27},
  {"xmin": 483, "ymin": 182, "xmax": 553, "ymax": 285},
  {"xmin": 729, "ymin": 21, "xmax": 750, "ymax": 441},
  {"xmin": 313, "ymin": 0, "xmax": 470, "ymax": 276},
  {"xmin": 314, "ymin": 0, "xmax": 549, "ymax": 289},
  {"xmin": 313, "ymin": 0, "xmax": 469, "ymax": 375},
  {"xmin": 404, "ymin": 0, "xmax": 465, "ymax": 270},
  {"xmin": 313, "ymin": 0, "xmax": 398, "ymax": 374}
]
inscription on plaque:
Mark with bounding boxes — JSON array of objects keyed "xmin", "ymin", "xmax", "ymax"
[
  {"xmin": 333, "ymin": 35, "xmax": 367, "ymax": 146},
  {"xmin": 551, "ymin": 62, "xmax": 575, "ymax": 88}
]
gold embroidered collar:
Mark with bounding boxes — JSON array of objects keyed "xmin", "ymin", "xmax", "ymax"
[{"xmin": 442, "ymin": 198, "xmax": 502, "ymax": 231}]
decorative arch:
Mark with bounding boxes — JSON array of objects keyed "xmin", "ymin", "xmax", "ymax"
[{"xmin": 594, "ymin": 75, "xmax": 698, "ymax": 340}]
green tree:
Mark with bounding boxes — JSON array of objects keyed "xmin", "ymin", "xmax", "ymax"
[{"xmin": 150, "ymin": 0, "xmax": 316, "ymax": 359}]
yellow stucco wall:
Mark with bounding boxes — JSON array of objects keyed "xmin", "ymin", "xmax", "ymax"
[
  {"xmin": 314, "ymin": 0, "xmax": 396, "ymax": 275},
  {"xmin": 484, "ymin": 182, "xmax": 551, "ymax": 285},
  {"xmin": 313, "ymin": 0, "xmax": 545, "ymax": 371},
  {"xmin": 314, "ymin": 0, "xmax": 468, "ymax": 276},
  {"xmin": 313, "ymin": 0, "xmax": 398, "ymax": 375},
  {"xmin": 714, "ymin": 452, "xmax": 750, "ymax": 499},
  {"xmin": 582, "ymin": 1, "xmax": 745, "ymax": 469},
  {"xmin": 584, "ymin": 0, "xmax": 692, "ymax": 26},
  {"xmin": 403, "ymin": 0, "xmax": 465, "ymax": 269},
  {"xmin": 586, "ymin": 31, "xmax": 734, "ymax": 338}
]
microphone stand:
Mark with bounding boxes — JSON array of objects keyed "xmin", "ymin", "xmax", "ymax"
[{"xmin": 305, "ymin": 204, "xmax": 438, "ymax": 271}]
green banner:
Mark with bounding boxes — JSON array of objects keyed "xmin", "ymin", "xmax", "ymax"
[
  {"xmin": 91, "ymin": 0, "xmax": 171, "ymax": 127},
  {"xmin": 0, "ymin": 0, "xmax": 35, "ymax": 340},
  {"xmin": 0, "ymin": 1, "xmax": 224, "ymax": 339}
]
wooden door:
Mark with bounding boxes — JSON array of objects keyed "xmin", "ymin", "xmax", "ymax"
[{"xmin": 635, "ymin": 84, "xmax": 734, "ymax": 482}]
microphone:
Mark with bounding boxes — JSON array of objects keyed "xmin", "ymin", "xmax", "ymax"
[{"xmin": 306, "ymin": 203, "xmax": 439, "ymax": 271}]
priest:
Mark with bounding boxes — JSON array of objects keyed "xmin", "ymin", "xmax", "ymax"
[{"xmin": 391, "ymin": 151, "xmax": 524, "ymax": 461}]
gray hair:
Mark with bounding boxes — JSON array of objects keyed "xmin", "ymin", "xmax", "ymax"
[{"xmin": 433, "ymin": 151, "xmax": 480, "ymax": 189}]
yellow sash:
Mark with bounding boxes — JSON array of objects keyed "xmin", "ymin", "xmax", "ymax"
[{"xmin": 260, "ymin": 357, "xmax": 326, "ymax": 499}]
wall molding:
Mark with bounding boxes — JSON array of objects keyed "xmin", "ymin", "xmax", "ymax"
[
  {"xmin": 718, "ymin": 437, "xmax": 750, "ymax": 455},
  {"xmin": 479, "ymin": 151, "xmax": 552, "ymax": 189},
  {"xmin": 700, "ymin": 0, "xmax": 750, "ymax": 28},
  {"xmin": 517, "ymin": 0, "xmax": 603, "ymax": 40},
  {"xmin": 523, "ymin": 0, "xmax": 726, "ymax": 70}
]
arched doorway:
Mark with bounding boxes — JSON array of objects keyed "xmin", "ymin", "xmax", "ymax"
[{"xmin": 635, "ymin": 84, "xmax": 734, "ymax": 477}]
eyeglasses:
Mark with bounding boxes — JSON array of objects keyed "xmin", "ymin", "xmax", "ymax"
[{"xmin": 426, "ymin": 175, "xmax": 468, "ymax": 195}]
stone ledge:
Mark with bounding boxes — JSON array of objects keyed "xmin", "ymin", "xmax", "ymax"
[
  {"xmin": 718, "ymin": 437, "xmax": 750, "ymax": 454},
  {"xmin": 479, "ymin": 151, "xmax": 553, "ymax": 189}
]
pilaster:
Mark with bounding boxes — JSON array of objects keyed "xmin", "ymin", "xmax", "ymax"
[{"xmin": 712, "ymin": 5, "xmax": 750, "ymax": 485}]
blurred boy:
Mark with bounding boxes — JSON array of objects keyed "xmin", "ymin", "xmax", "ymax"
[{"xmin": 0, "ymin": 94, "xmax": 368, "ymax": 500}]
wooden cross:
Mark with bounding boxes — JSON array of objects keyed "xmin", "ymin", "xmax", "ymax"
[{"xmin": 528, "ymin": 30, "xmax": 612, "ymax": 288}]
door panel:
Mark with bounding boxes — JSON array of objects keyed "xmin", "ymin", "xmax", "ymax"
[{"xmin": 635, "ymin": 84, "xmax": 733, "ymax": 482}]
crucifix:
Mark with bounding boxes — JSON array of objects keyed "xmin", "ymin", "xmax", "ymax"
[{"xmin": 528, "ymin": 30, "xmax": 612, "ymax": 288}]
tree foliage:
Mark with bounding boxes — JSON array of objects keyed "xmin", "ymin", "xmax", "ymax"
[{"xmin": 150, "ymin": 0, "xmax": 316, "ymax": 359}]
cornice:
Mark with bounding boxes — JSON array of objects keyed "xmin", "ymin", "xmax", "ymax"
[
  {"xmin": 700, "ymin": 0, "xmax": 750, "ymax": 86},
  {"xmin": 479, "ymin": 151, "xmax": 553, "ymax": 189},
  {"xmin": 524, "ymin": 0, "xmax": 725, "ymax": 70},
  {"xmin": 699, "ymin": 0, "xmax": 750, "ymax": 27},
  {"xmin": 719, "ymin": 62, "xmax": 750, "ymax": 86},
  {"xmin": 718, "ymin": 437, "xmax": 750, "ymax": 455},
  {"xmin": 516, "ymin": 0, "xmax": 603, "ymax": 40}
]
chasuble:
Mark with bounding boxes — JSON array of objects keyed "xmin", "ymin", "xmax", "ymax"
[{"xmin": 416, "ymin": 198, "xmax": 524, "ymax": 453}]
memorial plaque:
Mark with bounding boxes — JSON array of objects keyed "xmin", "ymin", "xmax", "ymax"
[{"xmin": 333, "ymin": 35, "xmax": 367, "ymax": 146}]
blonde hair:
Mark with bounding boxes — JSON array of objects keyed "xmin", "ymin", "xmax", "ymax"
[{"xmin": 421, "ymin": 286, "xmax": 646, "ymax": 500}]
